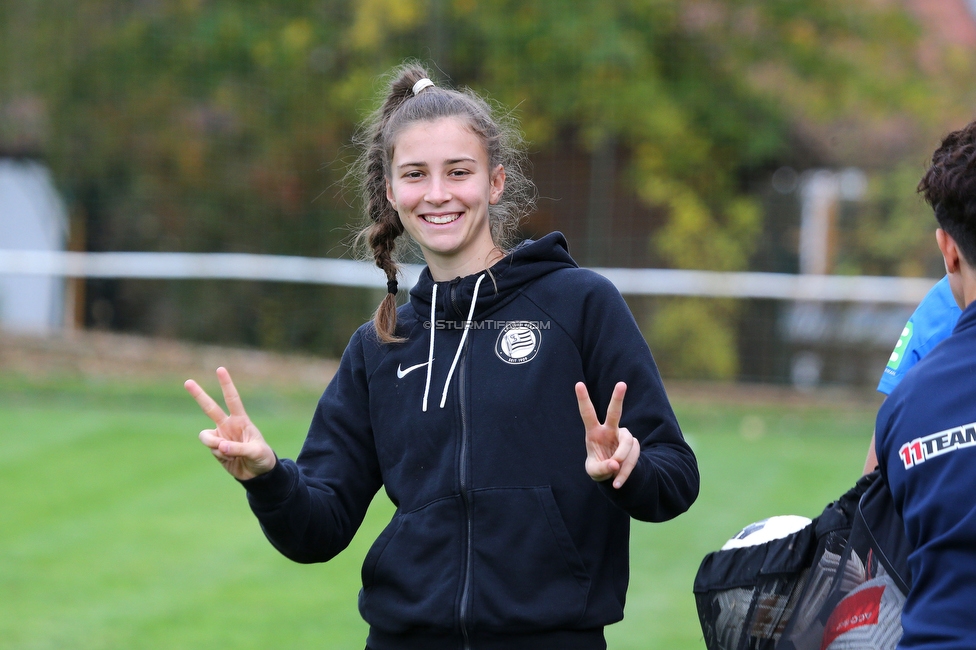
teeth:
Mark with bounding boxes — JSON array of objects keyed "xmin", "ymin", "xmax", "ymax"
[{"xmin": 423, "ymin": 214, "xmax": 460, "ymax": 224}]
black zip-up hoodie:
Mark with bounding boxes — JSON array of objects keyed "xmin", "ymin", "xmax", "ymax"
[{"xmin": 241, "ymin": 232, "xmax": 699, "ymax": 650}]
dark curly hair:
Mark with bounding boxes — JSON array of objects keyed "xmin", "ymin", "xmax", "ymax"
[{"xmin": 918, "ymin": 119, "xmax": 976, "ymax": 267}]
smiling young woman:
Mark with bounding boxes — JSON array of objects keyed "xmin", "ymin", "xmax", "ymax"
[
  {"xmin": 185, "ymin": 62, "xmax": 700, "ymax": 650},
  {"xmin": 385, "ymin": 116, "xmax": 506, "ymax": 281},
  {"xmin": 354, "ymin": 65, "xmax": 536, "ymax": 345}
]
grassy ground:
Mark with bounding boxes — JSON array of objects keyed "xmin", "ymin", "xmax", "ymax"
[{"xmin": 0, "ymin": 375, "xmax": 880, "ymax": 649}]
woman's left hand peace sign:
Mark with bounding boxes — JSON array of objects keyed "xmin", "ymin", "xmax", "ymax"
[{"xmin": 575, "ymin": 381, "xmax": 640, "ymax": 489}]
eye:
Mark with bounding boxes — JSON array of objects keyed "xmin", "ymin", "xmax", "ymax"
[
  {"xmin": 403, "ymin": 170, "xmax": 425, "ymax": 179},
  {"xmin": 449, "ymin": 168, "xmax": 472, "ymax": 178}
]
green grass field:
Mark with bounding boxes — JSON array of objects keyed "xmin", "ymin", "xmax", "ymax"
[{"xmin": 0, "ymin": 376, "xmax": 880, "ymax": 649}]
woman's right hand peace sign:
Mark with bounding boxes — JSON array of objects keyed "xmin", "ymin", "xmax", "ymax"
[{"xmin": 184, "ymin": 367, "xmax": 276, "ymax": 481}]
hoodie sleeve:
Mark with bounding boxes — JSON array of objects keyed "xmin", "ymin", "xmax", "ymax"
[
  {"xmin": 238, "ymin": 327, "xmax": 382, "ymax": 563},
  {"xmin": 577, "ymin": 273, "xmax": 700, "ymax": 522}
]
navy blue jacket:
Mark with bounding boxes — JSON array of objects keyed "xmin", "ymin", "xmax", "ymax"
[
  {"xmin": 242, "ymin": 232, "xmax": 700, "ymax": 649},
  {"xmin": 877, "ymin": 300, "xmax": 976, "ymax": 650}
]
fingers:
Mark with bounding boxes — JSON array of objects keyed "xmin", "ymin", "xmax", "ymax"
[
  {"xmin": 585, "ymin": 455, "xmax": 619, "ymax": 482},
  {"xmin": 578, "ymin": 380, "xmax": 638, "ymax": 487},
  {"xmin": 185, "ymin": 367, "xmax": 248, "ymax": 425},
  {"xmin": 199, "ymin": 428, "xmax": 253, "ymax": 459},
  {"xmin": 199, "ymin": 429, "xmax": 234, "ymax": 463},
  {"xmin": 185, "ymin": 379, "xmax": 228, "ymax": 426},
  {"xmin": 610, "ymin": 428, "xmax": 641, "ymax": 489},
  {"xmin": 216, "ymin": 367, "xmax": 248, "ymax": 418},
  {"xmin": 586, "ymin": 429, "xmax": 640, "ymax": 488},
  {"xmin": 214, "ymin": 438, "xmax": 251, "ymax": 458},
  {"xmin": 576, "ymin": 381, "xmax": 628, "ymax": 431},
  {"xmin": 604, "ymin": 382, "xmax": 627, "ymax": 430},
  {"xmin": 199, "ymin": 428, "xmax": 221, "ymax": 449},
  {"xmin": 575, "ymin": 382, "xmax": 600, "ymax": 430}
]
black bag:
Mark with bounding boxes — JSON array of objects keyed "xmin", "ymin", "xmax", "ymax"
[
  {"xmin": 693, "ymin": 472, "xmax": 891, "ymax": 650},
  {"xmin": 776, "ymin": 474, "xmax": 911, "ymax": 650}
]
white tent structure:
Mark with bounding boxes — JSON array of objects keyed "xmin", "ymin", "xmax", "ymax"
[{"xmin": 0, "ymin": 158, "xmax": 68, "ymax": 333}]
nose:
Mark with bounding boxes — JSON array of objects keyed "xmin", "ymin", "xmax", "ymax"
[{"xmin": 424, "ymin": 176, "xmax": 451, "ymax": 205}]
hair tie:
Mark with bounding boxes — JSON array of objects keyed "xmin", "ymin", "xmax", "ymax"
[
  {"xmin": 412, "ymin": 78, "xmax": 435, "ymax": 96},
  {"xmin": 387, "ymin": 279, "xmax": 399, "ymax": 295}
]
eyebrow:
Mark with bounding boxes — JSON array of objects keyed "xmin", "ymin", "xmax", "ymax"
[{"xmin": 396, "ymin": 157, "xmax": 479, "ymax": 169}]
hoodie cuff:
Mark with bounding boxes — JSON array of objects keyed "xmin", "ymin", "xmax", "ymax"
[
  {"xmin": 238, "ymin": 456, "xmax": 295, "ymax": 506},
  {"xmin": 597, "ymin": 456, "xmax": 654, "ymax": 513}
]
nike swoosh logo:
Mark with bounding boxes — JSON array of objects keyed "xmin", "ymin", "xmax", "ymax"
[{"xmin": 396, "ymin": 362, "xmax": 429, "ymax": 379}]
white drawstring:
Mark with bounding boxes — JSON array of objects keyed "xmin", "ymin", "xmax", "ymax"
[
  {"xmin": 440, "ymin": 274, "xmax": 485, "ymax": 409},
  {"xmin": 422, "ymin": 283, "xmax": 437, "ymax": 412}
]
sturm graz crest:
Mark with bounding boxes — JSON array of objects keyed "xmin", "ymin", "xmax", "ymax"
[{"xmin": 494, "ymin": 321, "xmax": 541, "ymax": 365}]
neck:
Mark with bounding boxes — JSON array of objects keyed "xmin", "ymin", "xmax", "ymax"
[
  {"xmin": 427, "ymin": 247, "xmax": 505, "ymax": 282},
  {"xmin": 962, "ymin": 273, "xmax": 976, "ymax": 309}
]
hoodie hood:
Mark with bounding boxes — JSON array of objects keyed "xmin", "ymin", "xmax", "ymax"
[
  {"xmin": 404, "ymin": 231, "xmax": 577, "ymax": 412},
  {"xmin": 408, "ymin": 231, "xmax": 578, "ymax": 323}
]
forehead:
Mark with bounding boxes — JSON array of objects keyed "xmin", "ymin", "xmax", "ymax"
[{"xmin": 390, "ymin": 117, "xmax": 487, "ymax": 165}]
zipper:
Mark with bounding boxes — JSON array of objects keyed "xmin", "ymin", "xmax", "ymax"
[
  {"xmin": 457, "ymin": 347, "xmax": 473, "ymax": 649},
  {"xmin": 450, "ymin": 277, "xmax": 463, "ymax": 319}
]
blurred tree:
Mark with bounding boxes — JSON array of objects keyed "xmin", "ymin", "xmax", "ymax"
[
  {"xmin": 834, "ymin": 162, "xmax": 945, "ymax": 280},
  {"xmin": 446, "ymin": 0, "xmax": 956, "ymax": 378},
  {"xmin": 1, "ymin": 0, "xmax": 382, "ymax": 355},
  {"xmin": 0, "ymin": 0, "xmax": 970, "ymax": 373}
]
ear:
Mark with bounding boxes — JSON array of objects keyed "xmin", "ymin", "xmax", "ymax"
[
  {"xmin": 386, "ymin": 178, "xmax": 396, "ymax": 210},
  {"xmin": 488, "ymin": 164, "xmax": 506, "ymax": 205},
  {"xmin": 937, "ymin": 228, "xmax": 960, "ymax": 274}
]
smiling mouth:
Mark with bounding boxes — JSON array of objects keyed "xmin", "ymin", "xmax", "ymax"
[{"xmin": 423, "ymin": 213, "xmax": 461, "ymax": 225}]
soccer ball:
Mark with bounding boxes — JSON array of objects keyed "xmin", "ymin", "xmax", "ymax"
[{"xmin": 721, "ymin": 515, "xmax": 813, "ymax": 550}]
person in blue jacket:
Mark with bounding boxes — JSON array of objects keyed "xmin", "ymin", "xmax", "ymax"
[
  {"xmin": 185, "ymin": 63, "xmax": 699, "ymax": 650},
  {"xmin": 877, "ymin": 276, "xmax": 960, "ymax": 397},
  {"xmin": 875, "ymin": 118, "xmax": 976, "ymax": 649},
  {"xmin": 862, "ymin": 276, "xmax": 961, "ymax": 474}
]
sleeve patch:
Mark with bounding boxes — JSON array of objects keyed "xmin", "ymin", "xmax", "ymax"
[{"xmin": 886, "ymin": 321, "xmax": 914, "ymax": 371}]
